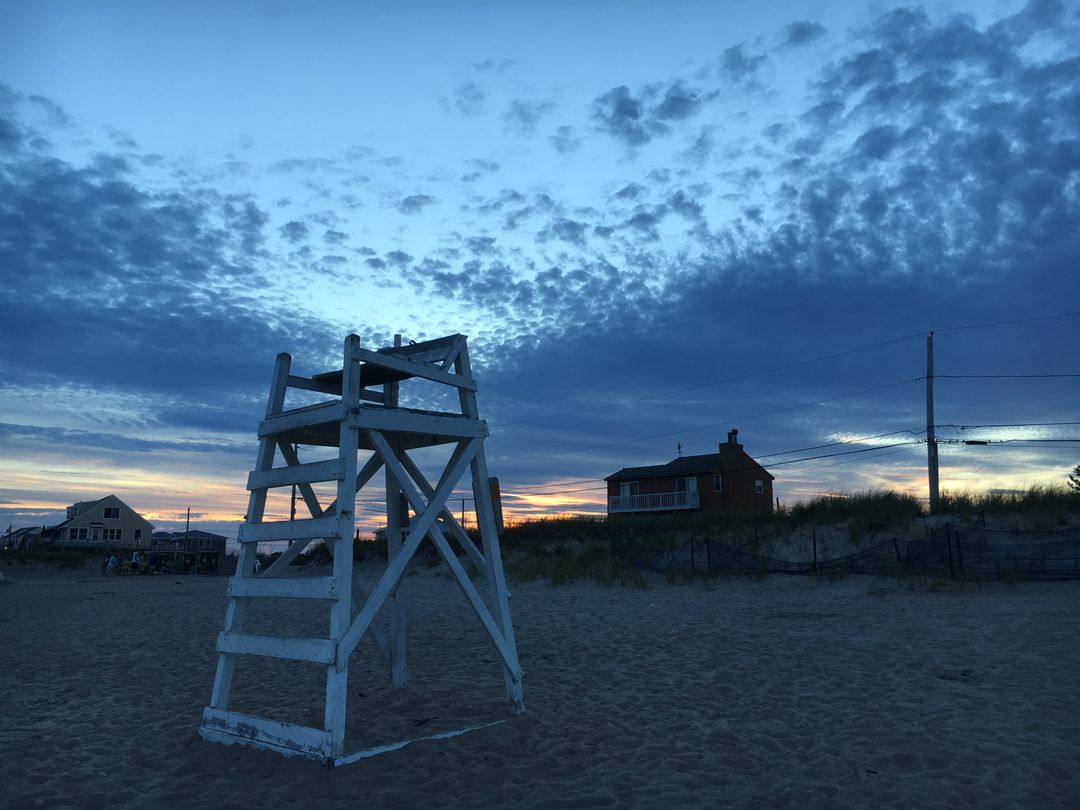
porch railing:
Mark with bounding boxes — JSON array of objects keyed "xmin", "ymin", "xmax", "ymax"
[{"xmin": 608, "ymin": 491, "xmax": 699, "ymax": 513}]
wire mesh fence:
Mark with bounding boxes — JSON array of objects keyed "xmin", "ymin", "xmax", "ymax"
[{"xmin": 612, "ymin": 523, "xmax": 1080, "ymax": 581}]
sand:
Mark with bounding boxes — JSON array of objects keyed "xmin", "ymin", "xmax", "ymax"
[{"xmin": 2, "ymin": 560, "xmax": 1078, "ymax": 808}]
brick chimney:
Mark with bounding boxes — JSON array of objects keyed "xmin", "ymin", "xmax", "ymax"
[{"xmin": 720, "ymin": 429, "xmax": 742, "ymax": 462}]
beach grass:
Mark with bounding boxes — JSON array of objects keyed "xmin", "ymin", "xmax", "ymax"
[
  {"xmin": 508, "ymin": 541, "xmax": 646, "ymax": 587},
  {"xmin": 0, "ymin": 548, "xmax": 95, "ymax": 568},
  {"xmin": 939, "ymin": 484, "xmax": 1079, "ymax": 528}
]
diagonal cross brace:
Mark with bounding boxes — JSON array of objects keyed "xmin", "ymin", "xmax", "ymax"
[
  {"xmin": 336, "ymin": 435, "xmax": 481, "ymax": 667},
  {"xmin": 396, "ymin": 450, "xmax": 487, "ymax": 576},
  {"xmin": 376, "ymin": 435, "xmax": 522, "ymax": 680}
]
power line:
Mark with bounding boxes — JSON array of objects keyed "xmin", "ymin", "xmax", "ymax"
[
  {"xmin": 755, "ymin": 429, "xmax": 925, "ymax": 460},
  {"xmin": 492, "ymin": 333, "xmax": 924, "ymax": 429},
  {"xmin": 935, "ymin": 373, "xmax": 1080, "ymax": 379},
  {"xmin": 934, "ymin": 311, "xmax": 1080, "ymax": 333},
  {"xmin": 492, "ymin": 310, "xmax": 1080, "ymax": 430},
  {"xmin": 494, "ymin": 378, "xmax": 922, "ymax": 464},
  {"xmin": 938, "ymin": 421, "xmax": 1080, "ymax": 430}
]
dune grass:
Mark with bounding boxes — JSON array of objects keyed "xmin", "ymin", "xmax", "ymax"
[
  {"xmin": 508, "ymin": 541, "xmax": 646, "ymax": 587},
  {"xmin": 939, "ymin": 484, "xmax": 1079, "ymax": 529},
  {"xmin": 1, "ymin": 548, "xmax": 94, "ymax": 568}
]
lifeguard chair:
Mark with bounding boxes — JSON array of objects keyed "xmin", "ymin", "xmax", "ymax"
[{"xmin": 199, "ymin": 333, "xmax": 524, "ymax": 765}]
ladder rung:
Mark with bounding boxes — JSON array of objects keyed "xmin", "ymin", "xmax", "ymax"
[
  {"xmin": 247, "ymin": 458, "xmax": 345, "ymax": 490},
  {"xmin": 238, "ymin": 515, "xmax": 342, "ymax": 544},
  {"xmin": 200, "ymin": 708, "xmax": 331, "ymax": 760},
  {"xmin": 217, "ymin": 631, "xmax": 336, "ymax": 664},
  {"xmin": 259, "ymin": 401, "xmax": 345, "ymax": 437},
  {"xmin": 228, "ymin": 576, "xmax": 339, "ymax": 600}
]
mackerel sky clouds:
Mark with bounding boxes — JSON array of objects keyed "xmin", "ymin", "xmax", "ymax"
[{"xmin": 2, "ymin": 0, "xmax": 1078, "ymax": 535}]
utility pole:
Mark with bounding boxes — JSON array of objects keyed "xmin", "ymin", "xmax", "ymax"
[
  {"xmin": 926, "ymin": 332, "xmax": 940, "ymax": 512},
  {"xmin": 289, "ymin": 443, "xmax": 299, "ymax": 523},
  {"xmin": 184, "ymin": 506, "xmax": 191, "ymax": 573}
]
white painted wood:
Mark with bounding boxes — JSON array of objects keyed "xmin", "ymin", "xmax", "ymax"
[
  {"xmin": 383, "ymin": 337, "xmax": 409, "ymax": 690},
  {"xmin": 427, "ymin": 523, "xmax": 522, "ymax": 679},
  {"xmin": 397, "ymin": 450, "xmax": 487, "ymax": 576},
  {"xmin": 217, "ymin": 631, "xmax": 336, "ymax": 665},
  {"xmin": 383, "ymin": 332, "xmax": 462, "ymax": 363},
  {"xmin": 258, "ymin": 400, "xmax": 346, "ymax": 437},
  {"xmin": 356, "ymin": 346, "xmax": 477, "ymax": 391},
  {"xmin": 325, "ymin": 334, "xmax": 360, "ymax": 757},
  {"xmin": 200, "ymin": 708, "xmax": 330, "ymax": 760},
  {"xmin": 261, "ymin": 536, "xmax": 313, "ymax": 577},
  {"xmin": 332, "ymin": 719, "xmax": 506, "ymax": 767},
  {"xmin": 286, "ymin": 373, "xmax": 341, "ymax": 396},
  {"xmin": 383, "ymin": 442, "xmax": 521, "ymax": 680},
  {"xmin": 352, "ymin": 570, "xmax": 391, "ymax": 664},
  {"xmin": 438, "ymin": 335, "xmax": 466, "ymax": 371},
  {"xmin": 228, "ymin": 576, "xmax": 338, "ymax": 600},
  {"xmin": 210, "ymin": 351, "xmax": 291, "ymax": 711},
  {"xmin": 337, "ymin": 435, "xmax": 481, "ymax": 663},
  {"xmin": 203, "ymin": 332, "xmax": 524, "ymax": 766},
  {"xmin": 275, "ymin": 441, "xmax": 326, "ymax": 519},
  {"xmin": 237, "ymin": 514, "xmax": 341, "ymax": 543},
  {"xmin": 349, "ymin": 405, "xmax": 488, "ymax": 439},
  {"xmin": 246, "ymin": 457, "xmax": 345, "ymax": 490},
  {"xmin": 459, "ymin": 343, "xmax": 525, "ymax": 714}
]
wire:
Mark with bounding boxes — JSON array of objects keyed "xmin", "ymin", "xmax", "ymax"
[
  {"xmin": 492, "ymin": 311, "xmax": 1080, "ymax": 430},
  {"xmin": 491, "ymin": 332, "xmax": 924, "ymax": 428},
  {"xmin": 934, "ymin": 374, "xmax": 1080, "ymax": 379},
  {"xmin": 494, "ymin": 378, "xmax": 922, "ymax": 464},
  {"xmin": 755, "ymin": 429, "xmax": 925, "ymax": 460},
  {"xmin": 938, "ymin": 421, "xmax": 1080, "ymax": 430},
  {"xmin": 934, "ymin": 311, "xmax": 1080, "ymax": 333}
]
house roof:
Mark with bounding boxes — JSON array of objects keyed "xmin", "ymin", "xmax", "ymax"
[
  {"xmin": 51, "ymin": 495, "xmax": 110, "ymax": 529},
  {"xmin": 605, "ymin": 449, "xmax": 774, "ymax": 482},
  {"xmin": 51, "ymin": 495, "xmax": 154, "ymax": 531}
]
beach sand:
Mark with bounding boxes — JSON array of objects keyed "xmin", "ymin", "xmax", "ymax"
[{"xmin": 2, "ymin": 560, "xmax": 1078, "ymax": 808}]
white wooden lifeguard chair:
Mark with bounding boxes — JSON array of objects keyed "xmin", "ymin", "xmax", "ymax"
[{"xmin": 199, "ymin": 333, "xmax": 524, "ymax": 766}]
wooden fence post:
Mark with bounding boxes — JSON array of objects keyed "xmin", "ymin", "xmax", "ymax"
[{"xmin": 945, "ymin": 523, "xmax": 955, "ymax": 580}]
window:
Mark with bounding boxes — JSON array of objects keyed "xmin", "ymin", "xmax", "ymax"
[
  {"xmin": 714, "ymin": 474, "xmax": 723, "ymax": 493},
  {"xmin": 675, "ymin": 477, "xmax": 697, "ymax": 493},
  {"xmin": 620, "ymin": 482, "xmax": 639, "ymax": 497},
  {"xmin": 755, "ymin": 479, "xmax": 765, "ymax": 495},
  {"xmin": 68, "ymin": 527, "xmax": 88, "ymax": 541},
  {"xmin": 134, "ymin": 529, "xmax": 142, "ymax": 543},
  {"xmin": 103, "ymin": 507, "xmax": 120, "ymax": 519},
  {"xmin": 103, "ymin": 528, "xmax": 122, "ymax": 542}
]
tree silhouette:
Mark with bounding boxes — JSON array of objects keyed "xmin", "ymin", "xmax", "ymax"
[{"xmin": 1069, "ymin": 464, "xmax": 1080, "ymax": 493}]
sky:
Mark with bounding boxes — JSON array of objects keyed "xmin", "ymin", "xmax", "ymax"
[{"xmin": 2, "ymin": 0, "xmax": 1078, "ymax": 539}]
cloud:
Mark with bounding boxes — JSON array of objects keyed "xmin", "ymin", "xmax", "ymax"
[
  {"xmin": 454, "ymin": 81, "xmax": 485, "ymax": 116},
  {"xmin": 504, "ymin": 98, "xmax": 556, "ymax": 135},
  {"xmin": 652, "ymin": 82, "xmax": 704, "ymax": 121},
  {"xmin": 782, "ymin": 21, "xmax": 827, "ymax": 48},
  {"xmin": 590, "ymin": 80, "xmax": 711, "ymax": 147},
  {"xmin": 719, "ymin": 44, "xmax": 769, "ymax": 84},
  {"xmin": 539, "ymin": 217, "xmax": 588, "ymax": 247},
  {"xmin": 853, "ymin": 125, "xmax": 902, "ymax": 161},
  {"xmin": 398, "ymin": 194, "xmax": 437, "ymax": 214},
  {"xmin": 279, "ymin": 220, "xmax": 309, "ymax": 243},
  {"xmin": 549, "ymin": 125, "xmax": 583, "ymax": 154}
]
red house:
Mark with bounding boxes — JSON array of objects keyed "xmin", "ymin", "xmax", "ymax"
[{"xmin": 605, "ymin": 430, "xmax": 774, "ymax": 516}]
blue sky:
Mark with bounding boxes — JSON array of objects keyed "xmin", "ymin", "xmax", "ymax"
[{"xmin": 2, "ymin": 0, "xmax": 1078, "ymax": 536}]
